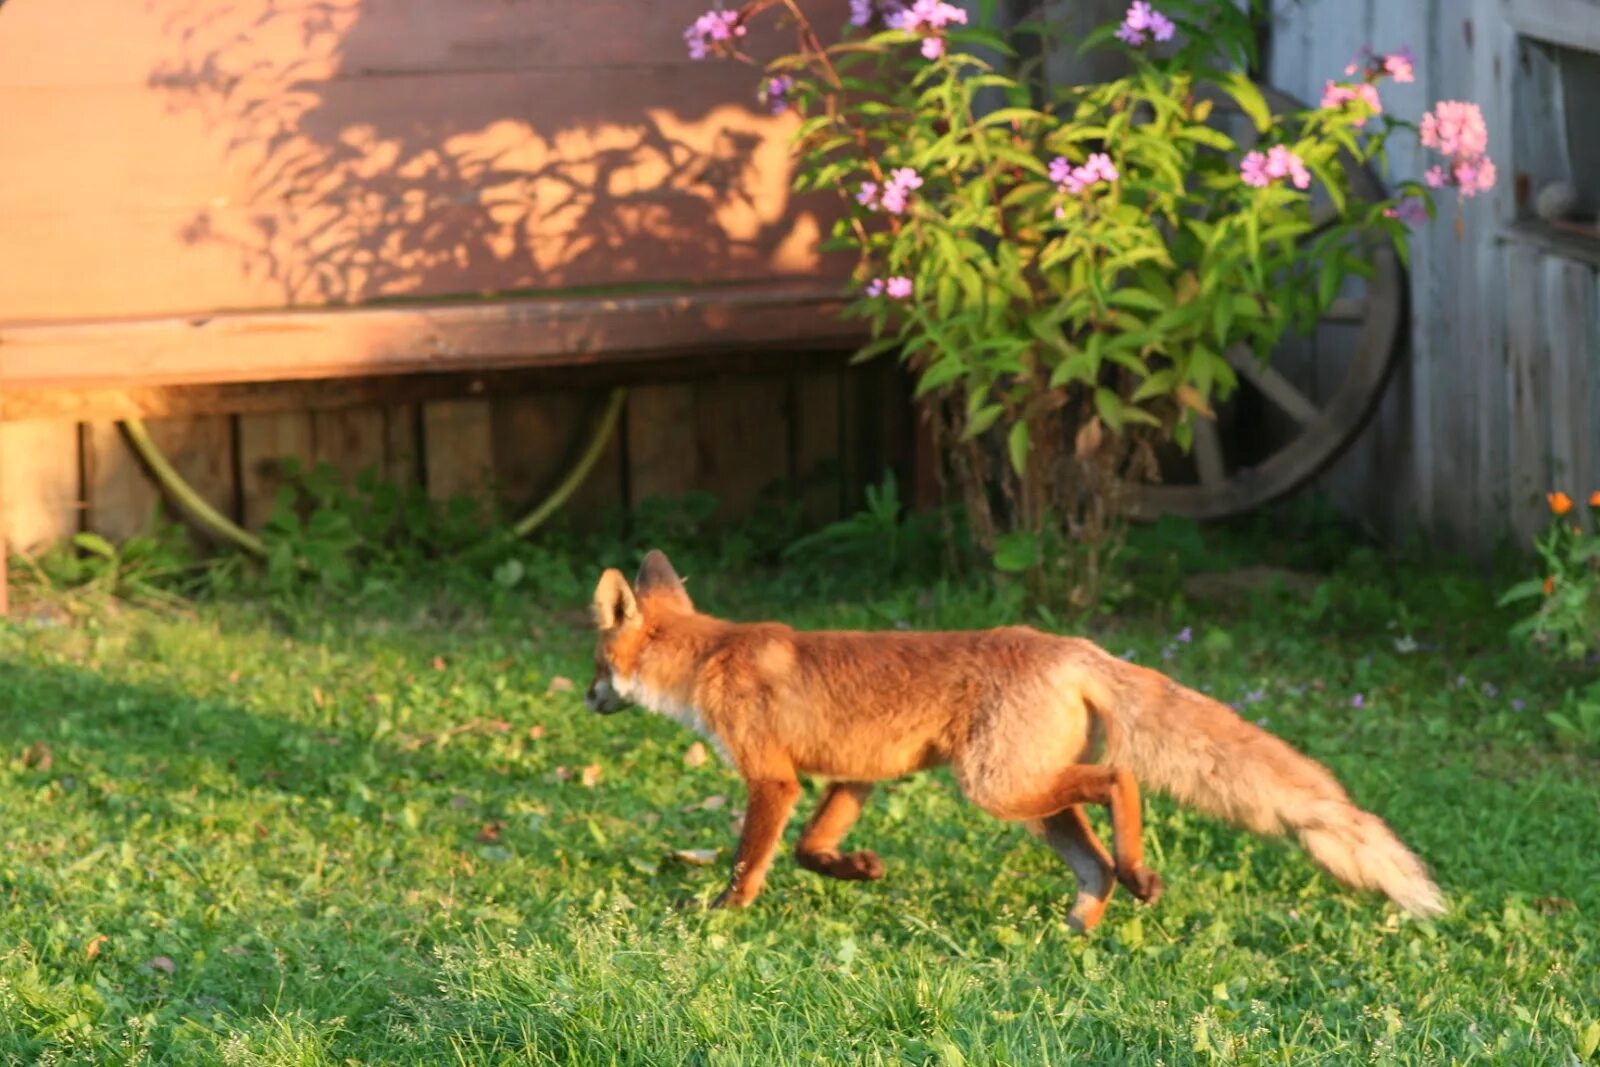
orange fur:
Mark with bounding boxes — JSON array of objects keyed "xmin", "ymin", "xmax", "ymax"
[{"xmin": 585, "ymin": 551, "xmax": 1445, "ymax": 925}]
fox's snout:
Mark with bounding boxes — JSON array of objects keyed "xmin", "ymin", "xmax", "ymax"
[{"xmin": 584, "ymin": 672, "xmax": 629, "ymax": 715}]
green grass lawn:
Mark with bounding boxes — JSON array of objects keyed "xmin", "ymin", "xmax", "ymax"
[{"xmin": 2, "ymin": 536, "xmax": 1597, "ymax": 1065}]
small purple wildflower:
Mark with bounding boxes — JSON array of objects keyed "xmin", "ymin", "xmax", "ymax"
[
  {"xmin": 1455, "ymin": 673, "xmax": 1470, "ymax": 688},
  {"xmin": 1115, "ymin": 1, "xmax": 1175, "ymax": 47},
  {"xmin": 1175, "ymin": 626, "xmax": 1192, "ymax": 644},
  {"xmin": 1481, "ymin": 681, "xmax": 1500, "ymax": 699},
  {"xmin": 1350, "ymin": 693, "xmax": 1365, "ymax": 708},
  {"xmin": 921, "ymin": 36, "xmax": 946, "ymax": 59},
  {"xmin": 1120, "ymin": 649, "xmax": 1138, "ymax": 661},
  {"xmin": 760, "ymin": 75, "xmax": 795, "ymax": 115},
  {"xmin": 875, "ymin": 167, "xmax": 924, "ymax": 214},
  {"xmin": 884, "ymin": 275, "xmax": 914, "ymax": 299},
  {"xmin": 865, "ymin": 278, "xmax": 885, "ymax": 298},
  {"xmin": 850, "ymin": 0, "xmax": 909, "ymax": 27},
  {"xmin": 856, "ymin": 182, "xmax": 879, "ymax": 207},
  {"xmin": 1160, "ymin": 644, "xmax": 1176, "ymax": 662},
  {"xmin": 1511, "ymin": 698, "xmax": 1526, "ymax": 712},
  {"xmin": 684, "ymin": 9, "xmax": 745, "ymax": 61},
  {"xmin": 1384, "ymin": 198, "xmax": 1428, "ymax": 227}
]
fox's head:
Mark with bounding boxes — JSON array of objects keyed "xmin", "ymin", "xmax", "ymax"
[{"xmin": 585, "ymin": 549, "xmax": 693, "ymax": 715}]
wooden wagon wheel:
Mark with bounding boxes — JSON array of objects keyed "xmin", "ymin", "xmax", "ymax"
[{"xmin": 1131, "ymin": 84, "xmax": 1405, "ymax": 521}]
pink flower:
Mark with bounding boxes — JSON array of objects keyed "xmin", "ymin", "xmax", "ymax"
[
  {"xmin": 1419, "ymin": 100, "xmax": 1495, "ymax": 199},
  {"xmin": 1320, "ymin": 80, "xmax": 1383, "ymax": 127},
  {"xmin": 1049, "ymin": 153, "xmax": 1118, "ymax": 195},
  {"xmin": 885, "ymin": 276, "xmax": 914, "ymax": 299},
  {"xmin": 865, "ymin": 278, "xmax": 885, "ymax": 297},
  {"xmin": 887, "ymin": 0, "xmax": 966, "ymax": 58},
  {"xmin": 760, "ymin": 75, "xmax": 795, "ymax": 115},
  {"xmin": 683, "ymin": 9, "xmax": 745, "ymax": 61},
  {"xmin": 877, "ymin": 167, "xmax": 923, "ymax": 214},
  {"xmin": 1421, "ymin": 100, "xmax": 1489, "ymax": 159},
  {"xmin": 1240, "ymin": 146, "xmax": 1309, "ymax": 190},
  {"xmin": 1116, "ymin": 1, "xmax": 1175, "ymax": 46},
  {"xmin": 1384, "ymin": 46, "xmax": 1416, "ymax": 83},
  {"xmin": 856, "ymin": 181, "xmax": 879, "ymax": 207},
  {"xmin": 1239, "ymin": 151, "xmax": 1270, "ymax": 188}
]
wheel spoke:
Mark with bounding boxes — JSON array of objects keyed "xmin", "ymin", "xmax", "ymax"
[
  {"xmin": 1192, "ymin": 415, "xmax": 1225, "ymax": 486},
  {"xmin": 1225, "ymin": 343, "xmax": 1320, "ymax": 426}
]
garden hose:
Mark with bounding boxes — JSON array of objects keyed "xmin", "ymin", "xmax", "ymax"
[
  {"xmin": 118, "ymin": 386, "xmax": 627, "ymax": 557},
  {"xmin": 122, "ymin": 417, "xmax": 268, "ymax": 558},
  {"xmin": 512, "ymin": 387, "xmax": 627, "ymax": 539}
]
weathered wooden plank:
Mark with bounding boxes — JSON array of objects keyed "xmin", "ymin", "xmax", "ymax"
[
  {"xmin": 311, "ymin": 408, "xmax": 390, "ymax": 487},
  {"xmin": 626, "ymin": 384, "xmax": 697, "ymax": 507},
  {"xmin": 0, "ymin": 420, "xmax": 80, "ymax": 553},
  {"xmin": 692, "ymin": 375, "xmax": 791, "ymax": 521},
  {"xmin": 82, "ymin": 422, "xmax": 162, "ymax": 543},
  {"xmin": 1542, "ymin": 258, "xmax": 1597, "ymax": 502},
  {"xmin": 237, "ymin": 412, "xmax": 315, "ymax": 530},
  {"xmin": 1505, "ymin": 244, "xmax": 1550, "ymax": 543},
  {"xmin": 793, "ymin": 368, "xmax": 843, "ymax": 525},
  {"xmin": 423, "ymin": 399, "xmax": 495, "ymax": 507},
  {"xmin": 0, "ymin": 285, "xmax": 862, "ymax": 390},
  {"xmin": 0, "ymin": 0, "xmax": 853, "ymax": 90},
  {"xmin": 0, "ymin": 348, "xmax": 851, "ymax": 424},
  {"xmin": 0, "ymin": 72, "xmax": 844, "ymax": 322},
  {"xmin": 492, "ymin": 390, "xmax": 623, "ymax": 528}
]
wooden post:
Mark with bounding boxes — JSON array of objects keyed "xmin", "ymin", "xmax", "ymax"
[{"xmin": 0, "ymin": 384, "xmax": 8, "ymax": 617}]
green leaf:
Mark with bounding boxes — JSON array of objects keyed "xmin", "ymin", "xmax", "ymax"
[
  {"xmin": 1007, "ymin": 420, "xmax": 1029, "ymax": 475},
  {"xmin": 1214, "ymin": 71, "xmax": 1272, "ymax": 132},
  {"xmin": 915, "ymin": 356, "xmax": 966, "ymax": 397},
  {"xmin": 964, "ymin": 403, "xmax": 1004, "ymax": 438},
  {"xmin": 72, "ymin": 532, "xmax": 118, "ymax": 560},
  {"xmin": 992, "ymin": 529, "xmax": 1038, "ymax": 573}
]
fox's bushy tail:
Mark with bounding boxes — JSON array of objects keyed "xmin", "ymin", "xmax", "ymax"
[{"xmin": 1096, "ymin": 666, "xmax": 1445, "ymax": 918}]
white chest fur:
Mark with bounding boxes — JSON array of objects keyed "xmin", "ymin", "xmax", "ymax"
[{"xmin": 613, "ymin": 673, "xmax": 732, "ymax": 764}]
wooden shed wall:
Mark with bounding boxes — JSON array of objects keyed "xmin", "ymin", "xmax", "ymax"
[
  {"xmin": 1268, "ymin": 0, "xmax": 1600, "ymax": 549},
  {"xmin": 0, "ymin": 0, "xmax": 910, "ymax": 553}
]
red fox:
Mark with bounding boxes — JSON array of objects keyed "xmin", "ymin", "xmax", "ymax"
[{"xmin": 584, "ymin": 550, "xmax": 1445, "ymax": 929}]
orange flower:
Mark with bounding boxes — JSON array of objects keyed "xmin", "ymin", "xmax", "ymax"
[
  {"xmin": 1547, "ymin": 491, "xmax": 1574, "ymax": 516},
  {"xmin": 1590, "ymin": 490, "xmax": 1600, "ymax": 508},
  {"xmin": 1543, "ymin": 576, "xmax": 1555, "ymax": 596}
]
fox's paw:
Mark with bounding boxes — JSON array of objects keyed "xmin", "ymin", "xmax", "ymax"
[
  {"xmin": 798, "ymin": 849, "xmax": 886, "ymax": 882},
  {"xmin": 1120, "ymin": 866, "xmax": 1164, "ymax": 905}
]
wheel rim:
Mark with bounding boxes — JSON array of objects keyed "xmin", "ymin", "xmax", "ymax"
[{"xmin": 1131, "ymin": 85, "xmax": 1406, "ymax": 521}]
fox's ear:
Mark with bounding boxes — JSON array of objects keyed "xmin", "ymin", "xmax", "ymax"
[
  {"xmin": 634, "ymin": 549, "xmax": 691, "ymax": 607},
  {"xmin": 591, "ymin": 568, "xmax": 638, "ymax": 631}
]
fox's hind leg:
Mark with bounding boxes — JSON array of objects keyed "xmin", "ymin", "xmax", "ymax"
[
  {"xmin": 1026, "ymin": 806, "xmax": 1115, "ymax": 932},
  {"xmin": 795, "ymin": 782, "xmax": 884, "ymax": 881},
  {"xmin": 968, "ymin": 765, "xmax": 1164, "ymax": 907}
]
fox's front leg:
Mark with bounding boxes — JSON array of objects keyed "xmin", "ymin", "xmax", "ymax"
[
  {"xmin": 709, "ymin": 777, "xmax": 801, "ymax": 908},
  {"xmin": 796, "ymin": 781, "xmax": 884, "ymax": 881}
]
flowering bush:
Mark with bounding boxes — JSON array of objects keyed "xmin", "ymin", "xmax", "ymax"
[
  {"xmin": 1500, "ymin": 491, "xmax": 1600, "ymax": 662},
  {"xmin": 688, "ymin": 0, "xmax": 1492, "ymax": 602}
]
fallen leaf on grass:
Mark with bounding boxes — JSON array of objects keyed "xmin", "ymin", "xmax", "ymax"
[
  {"xmin": 553, "ymin": 766, "xmax": 573, "ymax": 782},
  {"xmin": 476, "ymin": 821, "xmax": 505, "ymax": 844},
  {"xmin": 669, "ymin": 848, "xmax": 720, "ymax": 866},
  {"xmin": 527, "ymin": 725, "xmax": 546, "ymax": 741},
  {"xmin": 683, "ymin": 742, "xmax": 709, "ymax": 768},
  {"xmin": 20, "ymin": 742, "xmax": 52, "ymax": 772},
  {"xmin": 546, "ymin": 676, "xmax": 575, "ymax": 695},
  {"xmin": 145, "ymin": 956, "xmax": 176, "ymax": 975},
  {"xmin": 84, "ymin": 935, "xmax": 109, "ymax": 961},
  {"xmin": 683, "ymin": 794, "xmax": 726, "ymax": 813},
  {"xmin": 432, "ymin": 656, "xmax": 447, "ymax": 671},
  {"xmin": 580, "ymin": 764, "xmax": 602, "ymax": 788}
]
